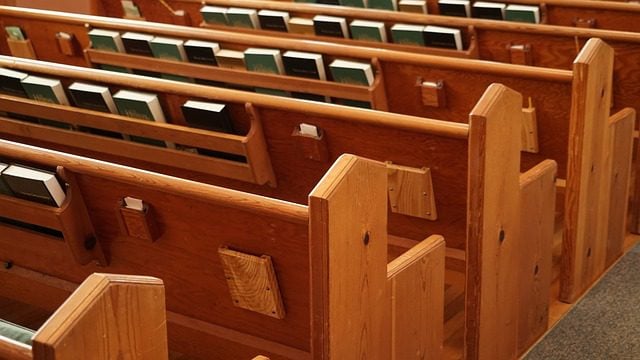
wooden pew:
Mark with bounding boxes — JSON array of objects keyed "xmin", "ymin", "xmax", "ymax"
[
  {"xmin": 0, "ymin": 273, "xmax": 168, "ymax": 360},
  {"xmin": 0, "ymin": 142, "xmax": 448, "ymax": 359},
  {"xmin": 0, "ymin": 80, "xmax": 557, "ymax": 359},
  {"xmin": 0, "ymin": 8, "xmax": 633, "ymax": 305}
]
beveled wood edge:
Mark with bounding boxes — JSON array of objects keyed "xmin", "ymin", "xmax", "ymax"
[
  {"xmin": 0, "ymin": 6, "xmax": 573, "ymax": 82},
  {"xmin": 386, "ymin": 234, "xmax": 445, "ymax": 279},
  {"xmin": 609, "ymin": 107, "xmax": 636, "ymax": 126},
  {"xmin": 0, "ymin": 139, "xmax": 309, "ymax": 224},
  {"xmin": 0, "ymin": 56, "xmax": 470, "ymax": 139},
  {"xmin": 519, "ymin": 159, "xmax": 558, "ymax": 189}
]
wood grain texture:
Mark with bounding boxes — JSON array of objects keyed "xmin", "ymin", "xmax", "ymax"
[
  {"xmin": 466, "ymin": 84, "xmax": 522, "ymax": 360},
  {"xmin": 387, "ymin": 163, "xmax": 437, "ymax": 220},
  {"xmin": 387, "ymin": 235, "xmax": 445, "ymax": 360},
  {"xmin": 219, "ymin": 247, "xmax": 286, "ymax": 320},
  {"xmin": 561, "ymin": 38, "xmax": 614, "ymax": 303},
  {"xmin": 517, "ymin": 160, "xmax": 557, "ymax": 355},
  {"xmin": 606, "ymin": 108, "xmax": 635, "ymax": 267},
  {"xmin": 309, "ymin": 155, "xmax": 390, "ymax": 359},
  {"xmin": 32, "ymin": 273, "xmax": 168, "ymax": 360}
]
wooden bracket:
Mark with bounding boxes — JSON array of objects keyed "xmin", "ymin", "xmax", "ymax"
[
  {"xmin": 386, "ymin": 162, "xmax": 437, "ymax": 220},
  {"xmin": 55, "ymin": 32, "xmax": 78, "ymax": 57},
  {"xmin": 573, "ymin": 17, "xmax": 597, "ymax": 28},
  {"xmin": 118, "ymin": 199, "xmax": 160, "ymax": 242},
  {"xmin": 509, "ymin": 44, "xmax": 532, "ymax": 66},
  {"xmin": 7, "ymin": 38, "xmax": 36, "ymax": 59},
  {"xmin": 218, "ymin": 246, "xmax": 285, "ymax": 319},
  {"xmin": 418, "ymin": 79, "xmax": 446, "ymax": 108},
  {"xmin": 521, "ymin": 98, "xmax": 539, "ymax": 153},
  {"xmin": 369, "ymin": 58, "xmax": 389, "ymax": 111},
  {"xmin": 292, "ymin": 124, "xmax": 329, "ymax": 162}
]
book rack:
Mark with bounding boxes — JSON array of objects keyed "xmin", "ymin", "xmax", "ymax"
[
  {"xmin": 6, "ymin": 38, "xmax": 36, "ymax": 59},
  {"xmin": 0, "ymin": 166, "xmax": 106, "ymax": 266},
  {"xmin": 82, "ymin": 49, "xmax": 390, "ymax": 109},
  {"xmin": 199, "ymin": 21, "xmax": 480, "ymax": 59},
  {"xmin": 0, "ymin": 95, "xmax": 277, "ymax": 187}
]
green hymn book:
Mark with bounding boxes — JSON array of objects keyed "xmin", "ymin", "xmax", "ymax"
[
  {"xmin": 113, "ymin": 90, "xmax": 174, "ymax": 148},
  {"xmin": 368, "ymin": 0, "xmax": 397, "ymax": 10},
  {"xmin": 149, "ymin": 37, "xmax": 192, "ymax": 83},
  {"xmin": 391, "ymin": 24, "xmax": 426, "ymax": 46},
  {"xmin": 244, "ymin": 48, "xmax": 289, "ymax": 97},
  {"xmin": 200, "ymin": 5, "xmax": 228, "ymax": 25},
  {"xmin": 339, "ymin": 0, "xmax": 367, "ymax": 8},
  {"xmin": 21, "ymin": 75, "xmax": 73, "ymax": 129},
  {"xmin": 350, "ymin": 20, "xmax": 387, "ymax": 42},
  {"xmin": 505, "ymin": 5, "xmax": 540, "ymax": 24},
  {"xmin": 88, "ymin": 29, "xmax": 129, "ymax": 73},
  {"xmin": 329, "ymin": 59, "xmax": 374, "ymax": 108},
  {"xmin": 227, "ymin": 8, "xmax": 259, "ymax": 29}
]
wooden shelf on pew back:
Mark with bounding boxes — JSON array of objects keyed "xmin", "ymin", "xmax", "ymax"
[
  {"xmin": 82, "ymin": 48, "xmax": 390, "ymax": 110},
  {"xmin": 0, "ymin": 166, "xmax": 105, "ymax": 266},
  {"xmin": 199, "ymin": 20, "xmax": 480, "ymax": 60},
  {"xmin": 0, "ymin": 95, "xmax": 277, "ymax": 187}
]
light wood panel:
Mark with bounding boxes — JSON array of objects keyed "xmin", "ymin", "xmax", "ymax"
[{"xmin": 466, "ymin": 83, "xmax": 522, "ymax": 360}]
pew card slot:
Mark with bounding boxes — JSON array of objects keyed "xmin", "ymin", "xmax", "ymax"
[
  {"xmin": 0, "ymin": 95, "xmax": 277, "ymax": 187},
  {"xmin": 83, "ymin": 49, "xmax": 389, "ymax": 110},
  {"xmin": 0, "ymin": 166, "xmax": 105, "ymax": 266},
  {"xmin": 118, "ymin": 197, "xmax": 161, "ymax": 242},
  {"xmin": 6, "ymin": 38, "xmax": 36, "ymax": 59}
]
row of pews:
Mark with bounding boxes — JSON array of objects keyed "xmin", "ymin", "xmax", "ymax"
[{"xmin": 0, "ymin": 0, "xmax": 638, "ymax": 359}]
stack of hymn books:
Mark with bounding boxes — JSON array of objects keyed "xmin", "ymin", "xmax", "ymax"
[
  {"xmin": 88, "ymin": 29, "xmax": 129, "ymax": 73},
  {"xmin": 391, "ymin": 24, "xmax": 463, "ymax": 50},
  {"xmin": 244, "ymin": 48, "xmax": 289, "ymax": 97},
  {"xmin": 283, "ymin": 51, "xmax": 327, "ymax": 102},
  {"xmin": 0, "ymin": 163, "xmax": 66, "ymax": 207},
  {"xmin": 21, "ymin": 75, "xmax": 73, "ymax": 129},
  {"xmin": 329, "ymin": 59, "xmax": 374, "ymax": 108},
  {"xmin": 68, "ymin": 82, "xmax": 124, "ymax": 139},
  {"xmin": 113, "ymin": 90, "xmax": 174, "ymax": 148}
]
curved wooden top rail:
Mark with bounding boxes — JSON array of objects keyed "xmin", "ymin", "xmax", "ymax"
[
  {"xmin": 0, "ymin": 6, "xmax": 572, "ymax": 82},
  {"xmin": 0, "ymin": 56, "xmax": 469, "ymax": 139},
  {"xmin": 195, "ymin": 0, "xmax": 640, "ymax": 43},
  {"xmin": 0, "ymin": 139, "xmax": 309, "ymax": 223}
]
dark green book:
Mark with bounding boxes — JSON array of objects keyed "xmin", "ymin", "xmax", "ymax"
[
  {"xmin": 200, "ymin": 5, "xmax": 228, "ymax": 25},
  {"xmin": 113, "ymin": 90, "xmax": 174, "ymax": 148},
  {"xmin": 88, "ymin": 28, "xmax": 129, "ymax": 73},
  {"xmin": 472, "ymin": 2, "xmax": 506, "ymax": 20},
  {"xmin": 68, "ymin": 82, "xmax": 124, "ymax": 139},
  {"xmin": 283, "ymin": 51, "xmax": 328, "ymax": 102},
  {"xmin": 244, "ymin": 48, "xmax": 289, "ymax": 97},
  {"xmin": 340, "ymin": 0, "xmax": 367, "ymax": 8},
  {"xmin": 505, "ymin": 4, "xmax": 540, "ymax": 24},
  {"xmin": 21, "ymin": 75, "xmax": 74, "ymax": 129},
  {"xmin": 349, "ymin": 20, "xmax": 387, "ymax": 42},
  {"xmin": 150, "ymin": 36, "xmax": 192, "ymax": 83},
  {"xmin": 368, "ymin": 0, "xmax": 397, "ymax": 10},
  {"xmin": 329, "ymin": 59, "xmax": 373, "ymax": 108},
  {"xmin": 258, "ymin": 10, "xmax": 290, "ymax": 32},
  {"xmin": 0, "ymin": 163, "xmax": 14, "ymax": 196},
  {"xmin": 391, "ymin": 24, "xmax": 426, "ymax": 46},
  {"xmin": 313, "ymin": 15, "xmax": 349, "ymax": 38},
  {"xmin": 2, "ymin": 164, "xmax": 66, "ymax": 207},
  {"xmin": 438, "ymin": 0, "xmax": 470, "ymax": 17},
  {"xmin": 423, "ymin": 25, "xmax": 463, "ymax": 50},
  {"xmin": 317, "ymin": 0, "xmax": 340, "ymax": 4},
  {"xmin": 227, "ymin": 8, "xmax": 259, "ymax": 29},
  {"xmin": 184, "ymin": 40, "xmax": 220, "ymax": 65},
  {"xmin": 121, "ymin": 32, "xmax": 161, "ymax": 77},
  {"xmin": 0, "ymin": 68, "xmax": 40, "ymax": 124}
]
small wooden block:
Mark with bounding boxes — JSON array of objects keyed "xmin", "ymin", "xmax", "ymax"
[
  {"xmin": 420, "ymin": 80, "xmax": 446, "ymax": 107},
  {"xmin": 55, "ymin": 32, "xmax": 78, "ymax": 57},
  {"xmin": 7, "ymin": 38, "xmax": 36, "ymax": 59},
  {"xmin": 119, "ymin": 202, "xmax": 160, "ymax": 242},
  {"xmin": 218, "ymin": 247, "xmax": 285, "ymax": 319},
  {"xmin": 521, "ymin": 107, "xmax": 539, "ymax": 153},
  {"xmin": 291, "ymin": 126, "xmax": 329, "ymax": 162},
  {"xmin": 386, "ymin": 162, "xmax": 437, "ymax": 220},
  {"xmin": 171, "ymin": 10, "xmax": 191, "ymax": 26},
  {"xmin": 509, "ymin": 44, "xmax": 532, "ymax": 66},
  {"xmin": 573, "ymin": 18, "xmax": 596, "ymax": 28}
]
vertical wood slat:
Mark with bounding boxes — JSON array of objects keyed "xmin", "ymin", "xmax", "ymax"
[
  {"xmin": 561, "ymin": 38, "xmax": 615, "ymax": 303},
  {"xmin": 517, "ymin": 160, "xmax": 558, "ymax": 355},
  {"xmin": 465, "ymin": 83, "xmax": 522, "ymax": 360},
  {"xmin": 605, "ymin": 108, "xmax": 635, "ymax": 267},
  {"xmin": 387, "ymin": 235, "xmax": 445, "ymax": 360},
  {"xmin": 309, "ymin": 155, "xmax": 390, "ymax": 359},
  {"xmin": 32, "ymin": 273, "xmax": 168, "ymax": 360}
]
